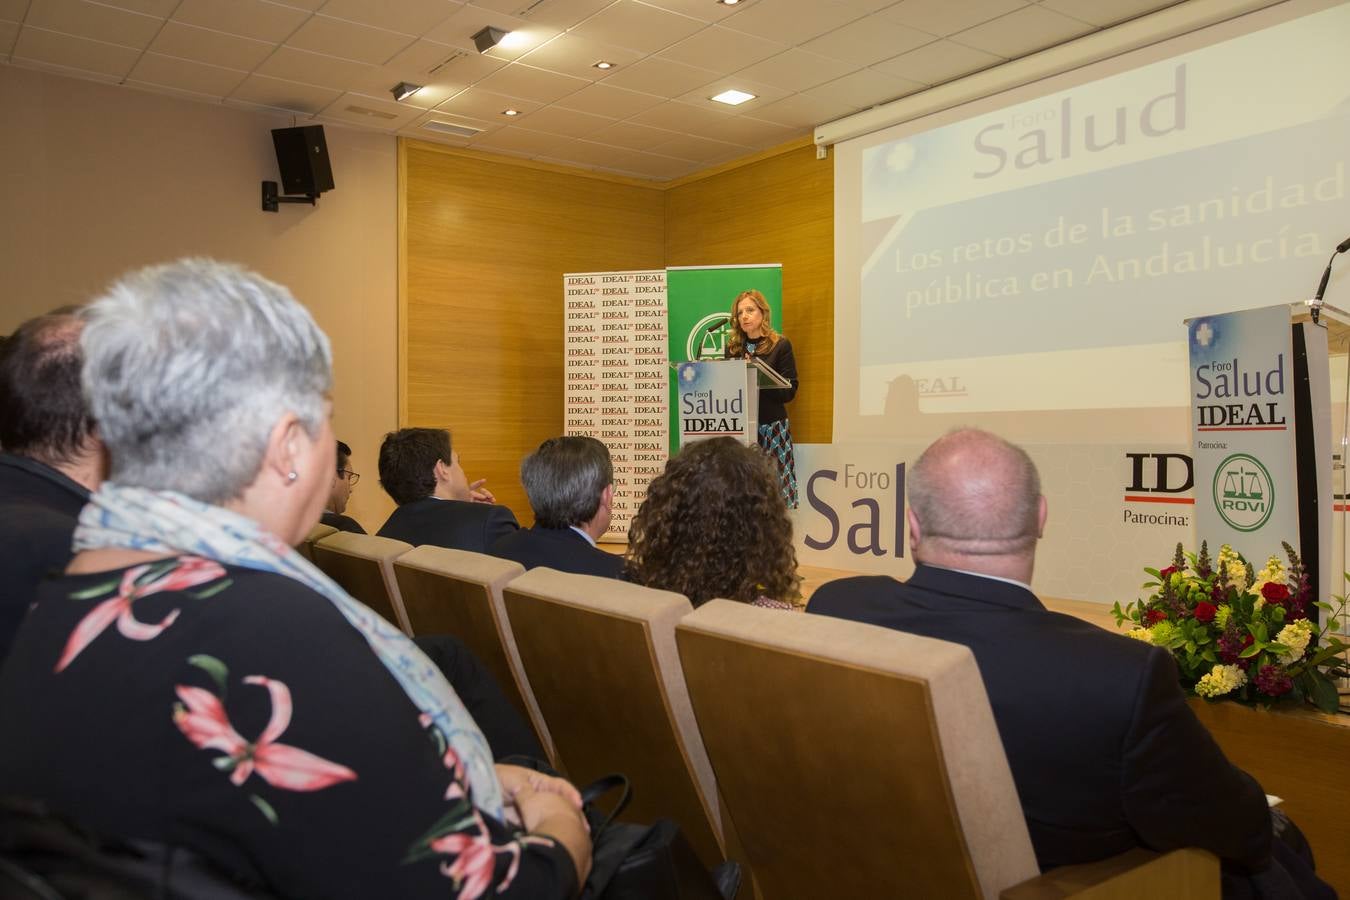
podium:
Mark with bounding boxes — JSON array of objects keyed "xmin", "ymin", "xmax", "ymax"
[
  {"xmin": 1185, "ymin": 302, "xmax": 1336, "ymax": 608},
  {"xmin": 672, "ymin": 358, "xmax": 791, "ymax": 449}
]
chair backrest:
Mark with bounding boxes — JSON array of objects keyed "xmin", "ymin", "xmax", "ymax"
[
  {"xmin": 297, "ymin": 523, "xmax": 337, "ymax": 563},
  {"xmin": 502, "ymin": 568, "xmax": 726, "ymax": 870},
  {"xmin": 392, "ymin": 546, "xmax": 554, "ymax": 763},
  {"xmin": 676, "ymin": 600, "xmax": 1040, "ymax": 900},
  {"xmin": 310, "ymin": 532, "xmax": 414, "ymax": 634}
]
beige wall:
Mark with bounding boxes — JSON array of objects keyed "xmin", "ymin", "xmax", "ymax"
[{"xmin": 0, "ymin": 65, "xmax": 398, "ymax": 530}]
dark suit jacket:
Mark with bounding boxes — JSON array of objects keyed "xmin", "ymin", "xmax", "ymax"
[
  {"xmin": 490, "ymin": 525, "xmax": 625, "ymax": 579},
  {"xmin": 321, "ymin": 510, "xmax": 366, "ymax": 534},
  {"xmin": 808, "ymin": 564, "xmax": 1272, "ymax": 873},
  {"xmin": 0, "ymin": 454, "xmax": 90, "ymax": 661},
  {"xmin": 376, "ymin": 497, "xmax": 518, "ymax": 554}
]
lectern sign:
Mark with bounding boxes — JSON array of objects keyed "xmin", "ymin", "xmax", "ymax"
[
  {"xmin": 1188, "ymin": 306, "xmax": 1298, "ymax": 561},
  {"xmin": 675, "ymin": 361, "xmax": 748, "ymax": 444}
]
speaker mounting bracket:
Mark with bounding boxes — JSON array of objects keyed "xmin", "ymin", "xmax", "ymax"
[{"xmin": 261, "ymin": 181, "xmax": 317, "ymax": 213}]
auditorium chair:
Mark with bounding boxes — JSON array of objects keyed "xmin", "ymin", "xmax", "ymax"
[
  {"xmin": 309, "ymin": 532, "xmax": 413, "ymax": 635},
  {"xmin": 296, "ymin": 522, "xmax": 337, "ymax": 563},
  {"xmin": 391, "ymin": 546, "xmax": 555, "ymax": 765},
  {"xmin": 676, "ymin": 600, "xmax": 1220, "ymax": 900},
  {"xmin": 502, "ymin": 568, "xmax": 742, "ymax": 876}
]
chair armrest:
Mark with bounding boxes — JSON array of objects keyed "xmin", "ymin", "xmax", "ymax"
[{"xmin": 1000, "ymin": 847, "xmax": 1219, "ymax": 900}]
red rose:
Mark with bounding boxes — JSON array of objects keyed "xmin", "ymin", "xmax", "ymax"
[
  {"xmin": 1194, "ymin": 602, "xmax": 1217, "ymax": 623},
  {"xmin": 1143, "ymin": 609, "xmax": 1168, "ymax": 626},
  {"xmin": 1261, "ymin": 582, "xmax": 1291, "ymax": 603},
  {"xmin": 1159, "ymin": 566, "xmax": 1179, "ymax": 580}
]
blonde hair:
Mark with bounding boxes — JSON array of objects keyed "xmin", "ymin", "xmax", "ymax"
[{"xmin": 726, "ymin": 289, "xmax": 778, "ymax": 358}]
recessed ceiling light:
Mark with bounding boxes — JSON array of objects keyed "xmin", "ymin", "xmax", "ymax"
[
  {"xmin": 503, "ymin": 108, "xmax": 521, "ymax": 116},
  {"xmin": 717, "ymin": 0, "xmax": 742, "ymax": 5},
  {"xmin": 594, "ymin": 60, "xmax": 615, "ymax": 70},
  {"xmin": 711, "ymin": 89, "xmax": 755, "ymax": 106},
  {"xmin": 390, "ymin": 82, "xmax": 422, "ymax": 101}
]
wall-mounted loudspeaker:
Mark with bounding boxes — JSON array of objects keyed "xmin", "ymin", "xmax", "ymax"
[{"xmin": 271, "ymin": 126, "xmax": 334, "ymax": 197}]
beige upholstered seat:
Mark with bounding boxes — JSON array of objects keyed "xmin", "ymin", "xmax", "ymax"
[
  {"xmin": 392, "ymin": 546, "xmax": 554, "ymax": 764},
  {"xmin": 502, "ymin": 568, "xmax": 731, "ymax": 872},
  {"xmin": 297, "ymin": 522, "xmax": 337, "ymax": 563},
  {"xmin": 309, "ymin": 532, "xmax": 413, "ymax": 635},
  {"xmin": 676, "ymin": 600, "xmax": 1220, "ymax": 900}
]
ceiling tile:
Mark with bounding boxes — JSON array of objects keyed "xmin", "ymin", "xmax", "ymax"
[
  {"xmin": 287, "ymin": 15, "xmax": 415, "ymax": 65},
  {"xmin": 874, "ymin": 37, "xmax": 1002, "ymax": 85},
  {"xmin": 128, "ymin": 52, "xmax": 249, "ymax": 96},
  {"xmin": 732, "ymin": 48, "xmax": 858, "ymax": 93},
  {"xmin": 424, "ymin": 5, "xmax": 557, "ymax": 61},
  {"xmin": 256, "ymin": 45, "xmax": 377, "ymax": 90},
  {"xmin": 95, "ymin": 0, "xmax": 182, "ymax": 15},
  {"xmin": 675, "ymin": 74, "xmax": 788, "ymax": 111},
  {"xmin": 1039, "ymin": 0, "xmax": 1181, "ymax": 28},
  {"xmin": 475, "ymin": 62, "xmax": 589, "ymax": 102},
  {"xmin": 228, "ymin": 72, "xmax": 342, "ymax": 114},
  {"xmin": 720, "ymin": 0, "xmax": 863, "ymax": 45},
  {"xmin": 744, "ymin": 91, "xmax": 853, "ymax": 128},
  {"xmin": 26, "ymin": 0, "xmax": 163, "ymax": 49},
  {"xmin": 345, "ymin": 42, "xmax": 481, "ymax": 107},
  {"xmin": 433, "ymin": 84, "xmax": 542, "ymax": 117},
  {"xmin": 627, "ymin": 100, "xmax": 733, "ymax": 132},
  {"xmin": 951, "ymin": 4, "xmax": 1093, "ymax": 57},
  {"xmin": 601, "ymin": 55, "xmax": 717, "ymax": 96},
  {"xmin": 801, "ymin": 13, "xmax": 933, "ymax": 65},
  {"xmin": 588, "ymin": 120, "xmax": 681, "ymax": 150},
  {"xmin": 0, "ymin": 21, "xmax": 19, "ymax": 54},
  {"xmin": 553, "ymin": 81, "xmax": 663, "ymax": 117},
  {"xmin": 316, "ymin": 0, "xmax": 465, "ymax": 35},
  {"xmin": 149, "ymin": 22, "xmax": 277, "ymax": 71},
  {"xmin": 590, "ymin": 149, "xmax": 698, "ymax": 179},
  {"xmin": 657, "ymin": 24, "xmax": 784, "ymax": 73},
  {"xmin": 172, "ymin": 0, "xmax": 312, "ymax": 44},
  {"xmin": 693, "ymin": 113, "xmax": 800, "ymax": 146},
  {"xmin": 508, "ymin": 0, "xmax": 614, "ymax": 30},
  {"xmin": 569, "ymin": 0, "xmax": 705, "ymax": 54},
  {"xmin": 879, "ymin": 0, "xmax": 1027, "ymax": 36},
  {"xmin": 515, "ymin": 33, "xmax": 643, "ymax": 81},
  {"xmin": 637, "ymin": 0, "xmax": 757, "ymax": 24},
  {"xmin": 277, "ymin": 0, "xmax": 326, "ymax": 10},
  {"xmin": 503, "ymin": 104, "xmax": 616, "ymax": 138},
  {"xmin": 646, "ymin": 131, "xmax": 746, "ymax": 162},
  {"xmin": 317, "ymin": 90, "xmax": 426, "ymax": 128},
  {"xmin": 416, "ymin": 42, "xmax": 508, "ymax": 81},
  {"xmin": 802, "ymin": 67, "xmax": 923, "ymax": 110},
  {"xmin": 462, "ymin": 0, "xmax": 530, "ymax": 14},
  {"xmin": 0, "ymin": 0, "xmax": 27, "ymax": 23},
  {"xmin": 12, "ymin": 26, "xmax": 140, "ymax": 77},
  {"xmin": 468, "ymin": 126, "xmax": 578, "ymax": 156}
]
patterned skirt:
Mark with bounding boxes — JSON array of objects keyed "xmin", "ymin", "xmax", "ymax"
[{"xmin": 757, "ymin": 418, "xmax": 799, "ymax": 509}]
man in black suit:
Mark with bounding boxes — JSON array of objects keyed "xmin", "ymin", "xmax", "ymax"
[
  {"xmin": 321, "ymin": 439, "xmax": 366, "ymax": 533},
  {"xmin": 808, "ymin": 428, "xmax": 1279, "ymax": 881},
  {"xmin": 0, "ymin": 310, "xmax": 105, "ymax": 660},
  {"xmin": 375, "ymin": 427, "xmax": 518, "ymax": 553},
  {"xmin": 491, "ymin": 435, "xmax": 624, "ymax": 579}
]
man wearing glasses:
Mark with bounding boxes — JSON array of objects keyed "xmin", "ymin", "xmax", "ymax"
[{"xmin": 321, "ymin": 440, "xmax": 366, "ymax": 534}]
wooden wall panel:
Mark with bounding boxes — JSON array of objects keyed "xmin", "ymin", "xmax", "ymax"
[
  {"xmin": 401, "ymin": 141, "xmax": 665, "ymax": 523},
  {"xmin": 664, "ymin": 142, "xmax": 835, "ymax": 444}
]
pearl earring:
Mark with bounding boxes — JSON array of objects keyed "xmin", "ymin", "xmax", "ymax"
[{"xmin": 287, "ymin": 471, "xmax": 298, "ymax": 482}]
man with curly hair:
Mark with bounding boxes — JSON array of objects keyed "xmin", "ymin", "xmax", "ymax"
[{"xmin": 809, "ymin": 429, "xmax": 1328, "ymax": 896}]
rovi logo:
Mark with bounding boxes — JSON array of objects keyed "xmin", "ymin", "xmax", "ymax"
[
  {"xmin": 686, "ymin": 313, "xmax": 731, "ymax": 361},
  {"xmin": 1212, "ymin": 453, "xmax": 1274, "ymax": 532}
]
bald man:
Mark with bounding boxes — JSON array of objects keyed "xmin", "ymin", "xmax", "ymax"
[{"xmin": 808, "ymin": 429, "xmax": 1289, "ymax": 886}]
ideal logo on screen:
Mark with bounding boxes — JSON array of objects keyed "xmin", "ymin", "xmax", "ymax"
[
  {"xmin": 802, "ymin": 463, "xmax": 906, "ymax": 558},
  {"xmin": 973, "ymin": 64, "xmax": 1186, "ymax": 179}
]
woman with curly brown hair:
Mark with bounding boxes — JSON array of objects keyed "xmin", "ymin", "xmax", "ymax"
[{"xmin": 625, "ymin": 437, "xmax": 799, "ymax": 609}]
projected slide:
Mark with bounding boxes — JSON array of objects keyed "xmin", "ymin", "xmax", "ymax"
[{"xmin": 848, "ymin": 3, "xmax": 1350, "ymax": 428}]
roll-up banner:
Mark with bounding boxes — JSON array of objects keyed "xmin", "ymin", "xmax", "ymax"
[{"xmin": 666, "ymin": 265, "xmax": 782, "ymax": 453}]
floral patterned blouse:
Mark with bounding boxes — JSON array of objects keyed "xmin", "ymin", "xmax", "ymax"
[{"xmin": 0, "ymin": 557, "xmax": 578, "ymax": 899}]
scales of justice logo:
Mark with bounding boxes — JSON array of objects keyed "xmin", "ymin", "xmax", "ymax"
[
  {"xmin": 1212, "ymin": 453, "xmax": 1274, "ymax": 532},
  {"xmin": 686, "ymin": 313, "xmax": 732, "ymax": 361}
]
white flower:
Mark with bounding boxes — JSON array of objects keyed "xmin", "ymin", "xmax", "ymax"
[
  {"xmin": 1275, "ymin": 619, "xmax": 1313, "ymax": 664},
  {"xmin": 1195, "ymin": 664, "xmax": 1247, "ymax": 698}
]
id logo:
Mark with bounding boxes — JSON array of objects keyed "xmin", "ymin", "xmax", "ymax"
[{"xmin": 1212, "ymin": 453, "xmax": 1274, "ymax": 532}]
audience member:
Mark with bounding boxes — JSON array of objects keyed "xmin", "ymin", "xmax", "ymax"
[
  {"xmin": 491, "ymin": 436, "xmax": 623, "ymax": 578},
  {"xmin": 626, "ymin": 437, "xmax": 798, "ymax": 608},
  {"xmin": 0, "ymin": 309, "xmax": 105, "ymax": 660},
  {"xmin": 808, "ymin": 428, "xmax": 1330, "ymax": 896},
  {"xmin": 320, "ymin": 439, "xmax": 366, "ymax": 534},
  {"xmin": 0, "ymin": 260, "xmax": 589, "ymax": 898},
  {"xmin": 376, "ymin": 428, "xmax": 519, "ymax": 553}
]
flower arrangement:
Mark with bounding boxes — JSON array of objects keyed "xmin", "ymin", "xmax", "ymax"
[{"xmin": 1113, "ymin": 541, "xmax": 1350, "ymax": 712}]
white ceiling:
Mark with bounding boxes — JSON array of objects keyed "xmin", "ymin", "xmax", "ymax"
[{"xmin": 0, "ymin": 0, "xmax": 1184, "ymax": 181}]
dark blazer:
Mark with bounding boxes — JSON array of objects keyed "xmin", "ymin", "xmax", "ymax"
[
  {"xmin": 321, "ymin": 510, "xmax": 366, "ymax": 534},
  {"xmin": 0, "ymin": 453, "xmax": 91, "ymax": 661},
  {"xmin": 726, "ymin": 335, "xmax": 798, "ymax": 425},
  {"xmin": 808, "ymin": 564, "xmax": 1272, "ymax": 873},
  {"xmin": 491, "ymin": 525, "xmax": 625, "ymax": 579},
  {"xmin": 377, "ymin": 497, "xmax": 518, "ymax": 554}
]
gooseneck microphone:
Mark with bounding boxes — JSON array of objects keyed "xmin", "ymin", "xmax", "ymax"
[{"xmin": 1309, "ymin": 233, "xmax": 1350, "ymax": 324}]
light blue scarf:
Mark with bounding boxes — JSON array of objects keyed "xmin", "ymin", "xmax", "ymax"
[{"xmin": 74, "ymin": 483, "xmax": 505, "ymax": 820}]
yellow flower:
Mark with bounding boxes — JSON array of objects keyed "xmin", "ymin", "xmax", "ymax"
[
  {"xmin": 1252, "ymin": 555, "xmax": 1286, "ymax": 597},
  {"xmin": 1275, "ymin": 619, "xmax": 1313, "ymax": 663},
  {"xmin": 1195, "ymin": 664, "xmax": 1247, "ymax": 698},
  {"xmin": 1126, "ymin": 628, "xmax": 1153, "ymax": 643}
]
